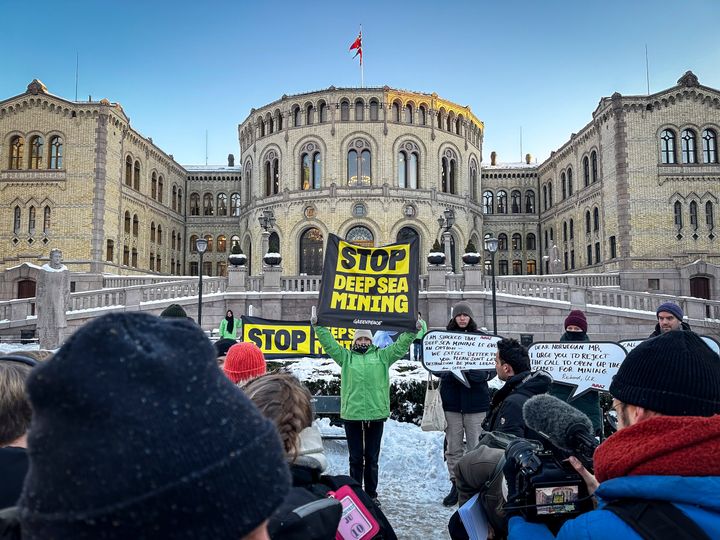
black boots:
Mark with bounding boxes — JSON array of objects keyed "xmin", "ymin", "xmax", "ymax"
[{"xmin": 443, "ymin": 480, "xmax": 458, "ymax": 506}]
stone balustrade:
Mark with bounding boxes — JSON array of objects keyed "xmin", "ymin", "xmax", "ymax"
[{"xmin": 103, "ymin": 275, "xmax": 197, "ymax": 288}]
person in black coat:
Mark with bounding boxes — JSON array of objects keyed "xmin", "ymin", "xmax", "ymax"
[{"xmin": 439, "ymin": 301, "xmax": 493, "ymax": 506}]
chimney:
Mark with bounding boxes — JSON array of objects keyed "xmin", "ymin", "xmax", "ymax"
[
  {"xmin": 525, "ymin": 153, "xmax": 532, "ymax": 164},
  {"xmin": 490, "ymin": 151, "xmax": 497, "ymax": 166},
  {"xmin": 228, "ymin": 153, "xmax": 235, "ymax": 167}
]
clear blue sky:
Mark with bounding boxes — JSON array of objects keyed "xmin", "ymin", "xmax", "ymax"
[{"xmin": 3, "ymin": 0, "xmax": 719, "ymax": 166}]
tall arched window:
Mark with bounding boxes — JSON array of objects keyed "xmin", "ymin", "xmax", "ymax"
[
  {"xmin": 690, "ymin": 201, "xmax": 698, "ymax": 228},
  {"xmin": 511, "ymin": 190, "xmax": 521, "ymax": 213},
  {"xmin": 27, "ymin": 206, "xmax": 35, "ymax": 233},
  {"xmin": 293, "ymin": 106, "xmax": 301, "ymax": 126},
  {"xmin": 150, "ymin": 222, "xmax": 156, "ymax": 242},
  {"xmin": 585, "ymin": 211, "xmax": 591, "ymax": 234},
  {"xmin": 512, "ymin": 233, "xmax": 522, "ymax": 250},
  {"xmin": 405, "ymin": 104, "xmax": 413, "ymax": 124},
  {"xmin": 29, "ymin": 136, "xmax": 43, "ymax": 169},
  {"xmin": 133, "ymin": 160, "xmax": 141, "ymax": 190},
  {"xmin": 340, "ymin": 100, "xmax": 350, "ymax": 121},
  {"xmin": 319, "ymin": 102, "xmax": 328, "ymax": 123},
  {"xmin": 569, "ymin": 219, "xmax": 574, "ymax": 239},
  {"xmin": 299, "ymin": 228, "xmax": 324, "ymax": 275},
  {"xmin": 177, "ymin": 189, "xmax": 182, "ymax": 213},
  {"xmin": 419, "ymin": 105, "xmax": 427, "ymax": 125},
  {"xmin": 151, "ymin": 172, "xmax": 157, "ymax": 199},
  {"xmin": 124, "ymin": 211, "xmax": 131, "ymax": 234},
  {"xmin": 543, "ymin": 185, "xmax": 548, "ymax": 210},
  {"xmin": 548, "ymin": 182, "xmax": 553, "ymax": 207},
  {"xmin": 190, "ymin": 193, "xmax": 200, "ymax": 216},
  {"xmin": 203, "ymin": 193, "xmax": 213, "ymax": 215},
  {"xmin": 674, "ymin": 201, "xmax": 683, "ymax": 227},
  {"xmin": 106, "ymin": 240, "xmax": 114, "ymax": 262},
  {"xmin": 498, "ymin": 233, "xmax": 508, "ymax": 251},
  {"xmin": 681, "ymin": 129, "xmax": 697, "ymax": 163},
  {"xmin": 49, "ymin": 136, "xmax": 63, "ymax": 169},
  {"xmin": 300, "ymin": 143, "xmax": 322, "ymax": 190},
  {"xmin": 171, "ymin": 231, "xmax": 176, "ymax": 250},
  {"xmin": 567, "ymin": 168, "xmax": 573, "ymax": 195},
  {"xmin": 306, "ymin": 104, "xmax": 314, "ymax": 125},
  {"xmin": 526, "ymin": 233, "xmax": 536, "ymax": 250},
  {"xmin": 593, "ymin": 207, "xmax": 600, "ymax": 231},
  {"xmin": 583, "ymin": 156, "xmax": 590, "ymax": 187},
  {"xmin": 483, "ymin": 191, "xmax": 494, "ymax": 214},
  {"xmin": 172, "ymin": 185, "xmax": 177, "ymax": 210},
  {"xmin": 497, "ymin": 191, "xmax": 507, "ymax": 214},
  {"xmin": 204, "ymin": 234, "xmax": 213, "ymax": 252},
  {"xmin": 703, "ymin": 129, "xmax": 718, "ymax": 163},
  {"xmin": 561, "ymin": 172, "xmax": 567, "ymax": 199},
  {"xmin": 157, "ymin": 176, "xmax": 163, "ymax": 202},
  {"xmin": 397, "ymin": 142, "xmax": 420, "ymax": 189},
  {"xmin": 441, "ymin": 149, "xmax": 457, "ymax": 193},
  {"xmin": 369, "ymin": 99, "xmax": 379, "ymax": 121},
  {"xmin": 347, "ymin": 140, "xmax": 372, "ymax": 186},
  {"xmin": 10, "ymin": 136, "xmax": 24, "ymax": 170},
  {"xmin": 469, "ymin": 160, "xmax": 478, "ymax": 201},
  {"xmin": 231, "ymin": 193, "xmax": 241, "ymax": 216},
  {"xmin": 244, "ymin": 161, "xmax": 252, "ymax": 204},
  {"xmin": 217, "ymin": 193, "xmax": 228, "ymax": 216},
  {"xmin": 125, "ymin": 156, "xmax": 132, "ymax": 185},
  {"xmin": 706, "ymin": 201, "xmax": 714, "ymax": 228},
  {"xmin": 13, "ymin": 206, "xmax": 21, "ymax": 233},
  {"xmin": 132, "ymin": 214, "xmax": 139, "ymax": 237},
  {"xmin": 563, "ymin": 221, "xmax": 568, "ymax": 242},
  {"xmin": 355, "ymin": 99, "xmax": 364, "ymax": 121},
  {"xmin": 591, "ymin": 151, "xmax": 598, "ymax": 182},
  {"xmin": 661, "ymin": 129, "xmax": 676, "ymax": 164},
  {"xmin": 217, "ymin": 235, "xmax": 227, "ymax": 253},
  {"xmin": 525, "ymin": 190, "xmax": 535, "ymax": 213},
  {"xmin": 43, "ymin": 206, "xmax": 51, "ymax": 233},
  {"xmin": 392, "ymin": 102, "xmax": 400, "ymax": 122},
  {"xmin": 264, "ymin": 151, "xmax": 279, "ymax": 195},
  {"xmin": 259, "ymin": 118, "xmax": 266, "ymax": 137}
]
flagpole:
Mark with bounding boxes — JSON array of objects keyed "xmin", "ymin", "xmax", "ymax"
[{"xmin": 360, "ymin": 24, "xmax": 364, "ymax": 88}]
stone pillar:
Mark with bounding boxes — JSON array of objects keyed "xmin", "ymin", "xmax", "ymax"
[
  {"xmin": 442, "ymin": 230, "xmax": 452, "ymax": 270},
  {"xmin": 463, "ymin": 265, "xmax": 483, "ymax": 291},
  {"xmin": 569, "ymin": 286, "xmax": 588, "ymax": 310},
  {"xmin": 36, "ymin": 265, "xmax": 70, "ymax": 349},
  {"xmin": 262, "ymin": 265, "xmax": 282, "ymax": 292},
  {"xmin": 427, "ymin": 265, "xmax": 447, "ymax": 292},
  {"xmin": 685, "ymin": 298, "xmax": 707, "ymax": 320},
  {"xmin": 124, "ymin": 287, "xmax": 142, "ymax": 311},
  {"xmin": 227, "ymin": 265, "xmax": 247, "ymax": 292}
]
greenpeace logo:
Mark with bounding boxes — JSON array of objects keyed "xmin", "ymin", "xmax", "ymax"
[{"xmin": 353, "ymin": 319, "xmax": 382, "ymax": 326}]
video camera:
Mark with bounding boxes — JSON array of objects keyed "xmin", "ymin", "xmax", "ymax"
[{"xmin": 504, "ymin": 394, "xmax": 599, "ymax": 532}]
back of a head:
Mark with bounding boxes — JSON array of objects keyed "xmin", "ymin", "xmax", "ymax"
[
  {"xmin": 18, "ymin": 312, "xmax": 290, "ymax": 539},
  {"xmin": 497, "ymin": 337, "xmax": 530, "ymax": 373},
  {"xmin": 159, "ymin": 303, "xmax": 188, "ymax": 318},
  {"xmin": 223, "ymin": 342, "xmax": 267, "ymax": 384},
  {"xmin": 610, "ymin": 330, "xmax": 720, "ymax": 417},
  {"xmin": 243, "ymin": 373, "xmax": 314, "ymax": 460},
  {"xmin": 0, "ymin": 358, "xmax": 33, "ymax": 446}
]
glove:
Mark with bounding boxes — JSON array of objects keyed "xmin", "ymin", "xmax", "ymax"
[
  {"xmin": 310, "ymin": 315, "xmax": 317, "ymax": 326},
  {"xmin": 416, "ymin": 318, "xmax": 424, "ymax": 331}
]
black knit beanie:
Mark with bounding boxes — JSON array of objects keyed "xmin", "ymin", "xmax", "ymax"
[
  {"xmin": 160, "ymin": 303, "xmax": 188, "ymax": 318},
  {"xmin": 610, "ymin": 330, "xmax": 720, "ymax": 417},
  {"xmin": 18, "ymin": 312, "xmax": 290, "ymax": 539}
]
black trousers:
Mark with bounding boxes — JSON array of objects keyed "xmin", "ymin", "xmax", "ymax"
[{"xmin": 344, "ymin": 419, "xmax": 385, "ymax": 498}]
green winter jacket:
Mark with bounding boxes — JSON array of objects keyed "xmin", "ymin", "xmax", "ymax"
[
  {"xmin": 218, "ymin": 317, "xmax": 240, "ymax": 340},
  {"xmin": 314, "ymin": 325, "xmax": 416, "ymax": 421}
]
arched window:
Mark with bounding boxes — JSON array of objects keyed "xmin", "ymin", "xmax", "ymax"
[
  {"xmin": 190, "ymin": 235, "xmax": 198, "ymax": 253},
  {"xmin": 171, "ymin": 231, "xmax": 176, "ymax": 250},
  {"xmin": 441, "ymin": 149, "xmax": 457, "ymax": 193},
  {"xmin": 561, "ymin": 171, "xmax": 567, "ymax": 199},
  {"xmin": 543, "ymin": 185, "xmax": 548, "ymax": 210},
  {"xmin": 300, "ymin": 143, "xmax": 322, "ymax": 190},
  {"xmin": 49, "ymin": 136, "xmax": 63, "ymax": 169},
  {"xmin": 203, "ymin": 193, "xmax": 213, "ymax": 215},
  {"xmin": 483, "ymin": 191, "xmax": 494, "ymax": 214},
  {"xmin": 306, "ymin": 104, "xmax": 314, "ymax": 125},
  {"xmin": 132, "ymin": 214, "xmax": 139, "ymax": 237},
  {"xmin": 593, "ymin": 207, "xmax": 600, "ymax": 231},
  {"xmin": 340, "ymin": 100, "xmax": 350, "ymax": 121},
  {"xmin": 497, "ymin": 191, "xmax": 507, "ymax": 214},
  {"xmin": 268, "ymin": 232, "xmax": 279, "ymax": 253},
  {"xmin": 681, "ymin": 129, "xmax": 697, "ymax": 163},
  {"xmin": 13, "ymin": 206, "xmax": 21, "ymax": 233},
  {"xmin": 585, "ymin": 211, "xmax": 591, "ymax": 234},
  {"xmin": 150, "ymin": 222, "xmax": 156, "ymax": 242},
  {"xmin": 157, "ymin": 176, "xmax": 163, "ymax": 202},
  {"xmin": 299, "ymin": 228, "xmax": 324, "ymax": 275},
  {"xmin": 276, "ymin": 111, "xmax": 283, "ymax": 131},
  {"xmin": 397, "ymin": 142, "xmax": 420, "ymax": 189},
  {"xmin": 498, "ymin": 233, "xmax": 508, "ymax": 251},
  {"xmin": 527, "ymin": 260, "xmax": 537, "ymax": 275},
  {"xmin": 674, "ymin": 201, "xmax": 683, "ymax": 227},
  {"xmin": 392, "ymin": 102, "xmax": 400, "ymax": 122},
  {"xmin": 157, "ymin": 225, "xmax": 163, "ymax": 245},
  {"xmin": 293, "ymin": 106, "xmax": 301, "ymax": 126},
  {"xmin": 217, "ymin": 193, "xmax": 228, "ymax": 216},
  {"xmin": 133, "ymin": 160, "xmax": 140, "ymax": 190},
  {"xmin": 661, "ymin": 129, "xmax": 676, "ymax": 164},
  {"xmin": 319, "ymin": 102, "xmax": 328, "ymax": 123},
  {"xmin": 563, "ymin": 221, "xmax": 568, "ymax": 242},
  {"xmin": 43, "ymin": 206, "xmax": 51, "ymax": 233},
  {"xmin": 27, "ymin": 206, "xmax": 35, "ymax": 233},
  {"xmin": 419, "ymin": 106, "xmax": 427, "ymax": 125},
  {"xmin": 397, "ymin": 227, "xmax": 421, "ymax": 270},
  {"xmin": 177, "ymin": 189, "xmax": 183, "ymax": 213},
  {"xmin": 151, "ymin": 172, "xmax": 157, "ymax": 199},
  {"xmin": 9, "ymin": 136, "xmax": 24, "ymax": 170},
  {"xmin": 512, "ymin": 233, "xmax": 522, "ymax": 250},
  {"xmin": 703, "ymin": 129, "xmax": 718, "ymax": 163},
  {"xmin": 244, "ymin": 161, "xmax": 252, "ymax": 204},
  {"xmin": 469, "ymin": 161, "xmax": 478, "ymax": 201},
  {"xmin": 231, "ymin": 193, "xmax": 241, "ymax": 216},
  {"xmin": 190, "ymin": 193, "xmax": 200, "ymax": 216},
  {"xmin": 512, "ymin": 260, "xmax": 522, "ymax": 275},
  {"xmin": 591, "ymin": 151, "xmax": 598, "ymax": 182},
  {"xmin": 347, "ymin": 140, "xmax": 372, "ymax": 186},
  {"xmin": 583, "ymin": 156, "xmax": 590, "ymax": 187},
  {"xmin": 124, "ymin": 211, "xmax": 131, "ymax": 234},
  {"xmin": 405, "ymin": 104, "xmax": 413, "ymax": 124},
  {"xmin": 567, "ymin": 169, "xmax": 573, "ymax": 195},
  {"xmin": 525, "ymin": 190, "xmax": 535, "ymax": 213},
  {"xmin": 569, "ymin": 219, "xmax": 574, "ymax": 239},
  {"xmin": 355, "ymin": 99, "xmax": 364, "ymax": 121},
  {"xmin": 511, "ymin": 190, "xmax": 521, "ymax": 213},
  {"xmin": 217, "ymin": 234, "xmax": 227, "ymax": 253},
  {"xmin": 548, "ymin": 182, "xmax": 553, "ymax": 207},
  {"xmin": 526, "ymin": 233, "xmax": 536, "ymax": 250},
  {"xmin": 29, "ymin": 136, "xmax": 43, "ymax": 169},
  {"xmin": 347, "ymin": 225, "xmax": 374, "ymax": 247},
  {"xmin": 259, "ymin": 118, "xmax": 266, "ymax": 137},
  {"xmin": 706, "ymin": 201, "xmax": 714, "ymax": 228},
  {"xmin": 369, "ymin": 99, "xmax": 379, "ymax": 121},
  {"xmin": 204, "ymin": 234, "xmax": 213, "ymax": 252},
  {"xmin": 106, "ymin": 240, "xmax": 114, "ymax": 262},
  {"xmin": 131, "ymin": 248, "xmax": 138, "ymax": 267},
  {"xmin": 690, "ymin": 201, "xmax": 698, "ymax": 228},
  {"xmin": 172, "ymin": 186, "xmax": 177, "ymax": 210}
]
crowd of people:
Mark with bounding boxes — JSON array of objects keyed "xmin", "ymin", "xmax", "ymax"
[{"xmin": 0, "ymin": 300, "xmax": 718, "ymax": 540}]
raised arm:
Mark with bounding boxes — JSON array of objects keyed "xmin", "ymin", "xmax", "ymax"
[{"xmin": 313, "ymin": 325, "xmax": 350, "ymax": 367}]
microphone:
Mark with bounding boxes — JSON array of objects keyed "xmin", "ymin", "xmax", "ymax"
[{"xmin": 522, "ymin": 394, "xmax": 598, "ymax": 470}]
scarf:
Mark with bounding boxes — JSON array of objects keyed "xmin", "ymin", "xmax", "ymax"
[{"xmin": 225, "ymin": 315, "xmax": 234, "ymax": 333}]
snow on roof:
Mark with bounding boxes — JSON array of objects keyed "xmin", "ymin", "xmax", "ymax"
[
  {"xmin": 482, "ymin": 161, "xmax": 538, "ymax": 170},
  {"xmin": 184, "ymin": 165, "xmax": 241, "ymax": 173}
]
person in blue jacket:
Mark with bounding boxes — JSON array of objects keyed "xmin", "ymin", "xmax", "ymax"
[{"xmin": 507, "ymin": 330, "xmax": 720, "ymax": 539}]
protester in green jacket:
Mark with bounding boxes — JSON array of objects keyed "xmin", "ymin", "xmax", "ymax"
[
  {"xmin": 218, "ymin": 310, "xmax": 240, "ymax": 340},
  {"xmin": 312, "ymin": 318, "xmax": 421, "ymax": 504}
]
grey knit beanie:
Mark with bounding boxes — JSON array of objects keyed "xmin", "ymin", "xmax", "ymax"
[
  {"xmin": 18, "ymin": 312, "xmax": 290, "ymax": 539},
  {"xmin": 452, "ymin": 301, "xmax": 474, "ymax": 318}
]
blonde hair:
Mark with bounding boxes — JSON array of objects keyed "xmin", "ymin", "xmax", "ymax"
[
  {"xmin": 7, "ymin": 350, "xmax": 54, "ymax": 363},
  {"xmin": 0, "ymin": 358, "xmax": 33, "ymax": 445},
  {"xmin": 243, "ymin": 373, "xmax": 313, "ymax": 460}
]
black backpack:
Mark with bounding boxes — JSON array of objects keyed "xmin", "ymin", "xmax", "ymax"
[{"xmin": 604, "ymin": 498, "xmax": 710, "ymax": 540}]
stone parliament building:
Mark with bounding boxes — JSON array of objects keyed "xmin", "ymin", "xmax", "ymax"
[{"xmin": 1, "ymin": 72, "xmax": 719, "ymax": 303}]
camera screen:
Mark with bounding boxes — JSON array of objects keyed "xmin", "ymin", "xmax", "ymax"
[{"xmin": 534, "ymin": 485, "xmax": 580, "ymax": 515}]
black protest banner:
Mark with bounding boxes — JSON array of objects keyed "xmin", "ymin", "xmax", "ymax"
[
  {"xmin": 241, "ymin": 315, "xmax": 354, "ymax": 358},
  {"xmin": 316, "ymin": 234, "xmax": 419, "ymax": 332}
]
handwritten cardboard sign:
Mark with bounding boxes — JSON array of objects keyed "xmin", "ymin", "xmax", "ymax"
[
  {"xmin": 422, "ymin": 331, "xmax": 501, "ymax": 386},
  {"xmin": 620, "ymin": 336, "xmax": 720, "ymax": 356},
  {"xmin": 528, "ymin": 342, "xmax": 628, "ymax": 398}
]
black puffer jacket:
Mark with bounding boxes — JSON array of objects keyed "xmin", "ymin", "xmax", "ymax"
[
  {"xmin": 482, "ymin": 370, "xmax": 552, "ymax": 437},
  {"xmin": 438, "ymin": 318, "xmax": 492, "ymax": 413}
]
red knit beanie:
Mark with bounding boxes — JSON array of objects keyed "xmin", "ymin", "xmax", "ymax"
[
  {"xmin": 223, "ymin": 342, "xmax": 266, "ymax": 384},
  {"xmin": 564, "ymin": 310, "xmax": 587, "ymax": 333}
]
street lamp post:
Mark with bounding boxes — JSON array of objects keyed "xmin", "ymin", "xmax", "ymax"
[
  {"xmin": 258, "ymin": 209, "xmax": 276, "ymax": 265},
  {"xmin": 485, "ymin": 236, "xmax": 499, "ymax": 335},
  {"xmin": 195, "ymin": 237, "xmax": 208, "ymax": 327},
  {"xmin": 437, "ymin": 208, "xmax": 456, "ymax": 269}
]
